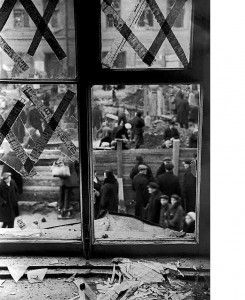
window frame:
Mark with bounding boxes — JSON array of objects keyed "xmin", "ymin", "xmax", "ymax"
[
  {"xmin": 83, "ymin": 0, "xmax": 210, "ymax": 257},
  {"xmin": 0, "ymin": 0, "xmax": 210, "ymax": 258}
]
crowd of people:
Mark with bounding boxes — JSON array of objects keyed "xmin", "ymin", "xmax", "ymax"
[{"xmin": 93, "ymin": 154, "xmax": 197, "ymax": 233}]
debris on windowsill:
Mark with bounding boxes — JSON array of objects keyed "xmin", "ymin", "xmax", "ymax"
[
  {"xmin": 73, "ymin": 278, "xmax": 97, "ymax": 300},
  {"xmin": 8, "ymin": 265, "xmax": 28, "ymax": 283},
  {"xmin": 0, "ymin": 279, "xmax": 5, "ymax": 287},
  {"xmin": 27, "ymin": 268, "xmax": 48, "ymax": 284},
  {"xmin": 49, "ymin": 259, "xmax": 59, "ymax": 265},
  {"xmin": 65, "ymin": 272, "xmax": 77, "ymax": 283}
]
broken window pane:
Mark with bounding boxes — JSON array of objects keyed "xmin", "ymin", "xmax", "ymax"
[
  {"xmin": 92, "ymin": 84, "xmax": 201, "ymax": 240},
  {"xmin": 0, "ymin": 84, "xmax": 81, "ymax": 241},
  {"xmin": 0, "ymin": 0, "xmax": 76, "ymax": 79},
  {"xmin": 101, "ymin": 0, "xmax": 192, "ymax": 69}
]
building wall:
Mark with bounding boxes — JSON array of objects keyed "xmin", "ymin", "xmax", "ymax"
[
  {"xmin": 0, "ymin": 0, "xmax": 75, "ymax": 78},
  {"xmin": 101, "ymin": 0, "xmax": 192, "ymax": 68}
]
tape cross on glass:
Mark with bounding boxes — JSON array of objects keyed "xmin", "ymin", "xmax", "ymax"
[
  {"xmin": 0, "ymin": 99, "xmax": 38, "ymax": 177},
  {"xmin": 22, "ymin": 90, "xmax": 75, "ymax": 174},
  {"xmin": 0, "ymin": 0, "xmax": 66, "ymax": 68},
  {"xmin": 102, "ymin": 0, "xmax": 189, "ymax": 68},
  {"xmin": 22, "ymin": 86, "xmax": 79, "ymax": 172}
]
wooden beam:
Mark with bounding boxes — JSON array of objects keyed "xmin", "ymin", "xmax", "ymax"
[{"xmin": 173, "ymin": 139, "xmax": 180, "ymax": 176}]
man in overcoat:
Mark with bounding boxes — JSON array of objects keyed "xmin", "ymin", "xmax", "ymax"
[
  {"xmin": 182, "ymin": 159, "xmax": 196, "ymax": 212},
  {"xmin": 132, "ymin": 165, "xmax": 150, "ymax": 218},
  {"xmin": 146, "ymin": 182, "xmax": 162, "ymax": 224},
  {"xmin": 157, "ymin": 163, "xmax": 182, "ymax": 200},
  {"xmin": 0, "ymin": 172, "xmax": 19, "ymax": 228}
]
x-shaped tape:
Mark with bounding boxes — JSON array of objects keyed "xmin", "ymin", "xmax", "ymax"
[
  {"xmin": 21, "ymin": 89, "xmax": 75, "ymax": 174},
  {"xmin": 102, "ymin": 0, "xmax": 189, "ymax": 68},
  {"xmin": 22, "ymin": 86, "xmax": 79, "ymax": 164},
  {"xmin": 0, "ymin": 86, "xmax": 77, "ymax": 177},
  {"xmin": 0, "ymin": 0, "xmax": 66, "ymax": 71}
]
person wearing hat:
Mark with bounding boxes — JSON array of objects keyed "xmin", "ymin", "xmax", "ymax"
[
  {"xmin": 132, "ymin": 111, "xmax": 145, "ymax": 149},
  {"xmin": 0, "ymin": 172, "xmax": 19, "ymax": 228},
  {"xmin": 145, "ymin": 182, "xmax": 162, "ymax": 224},
  {"xmin": 159, "ymin": 195, "xmax": 171, "ymax": 228},
  {"xmin": 182, "ymin": 159, "xmax": 196, "ymax": 212},
  {"xmin": 129, "ymin": 155, "xmax": 154, "ymax": 182},
  {"xmin": 157, "ymin": 163, "xmax": 182, "ymax": 200},
  {"xmin": 163, "ymin": 120, "xmax": 180, "ymax": 142},
  {"xmin": 100, "ymin": 169, "xmax": 119, "ymax": 213},
  {"xmin": 155, "ymin": 157, "xmax": 172, "ymax": 179},
  {"xmin": 183, "ymin": 211, "xmax": 196, "ymax": 233},
  {"xmin": 168, "ymin": 194, "xmax": 184, "ymax": 231},
  {"xmin": 0, "ymin": 141, "xmax": 23, "ymax": 195},
  {"xmin": 132, "ymin": 164, "xmax": 150, "ymax": 218}
]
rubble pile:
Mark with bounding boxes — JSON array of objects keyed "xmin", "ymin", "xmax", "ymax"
[{"xmin": 0, "ymin": 258, "xmax": 210, "ymax": 299}]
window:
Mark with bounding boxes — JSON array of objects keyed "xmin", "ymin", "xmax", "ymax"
[
  {"xmin": 51, "ymin": 10, "xmax": 59, "ymax": 28},
  {"xmin": 92, "ymin": 0, "xmax": 209, "ymax": 257},
  {"xmin": 106, "ymin": 0, "xmax": 120, "ymax": 27},
  {"xmin": 0, "ymin": 0, "xmax": 209, "ymax": 258},
  {"xmin": 14, "ymin": 9, "xmax": 29, "ymax": 28},
  {"xmin": 101, "ymin": 0, "xmax": 192, "ymax": 69},
  {"xmin": 0, "ymin": 0, "xmax": 82, "ymax": 255},
  {"xmin": 137, "ymin": 6, "xmax": 154, "ymax": 27}
]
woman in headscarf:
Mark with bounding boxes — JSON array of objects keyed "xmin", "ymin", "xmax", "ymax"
[{"xmin": 100, "ymin": 170, "xmax": 119, "ymax": 213}]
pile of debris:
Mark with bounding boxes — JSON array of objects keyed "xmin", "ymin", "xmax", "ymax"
[{"xmin": 0, "ymin": 257, "xmax": 210, "ymax": 299}]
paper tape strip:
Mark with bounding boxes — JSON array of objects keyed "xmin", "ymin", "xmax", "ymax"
[
  {"xmin": 102, "ymin": 0, "xmax": 147, "ymax": 68},
  {"xmin": 0, "ymin": 100, "xmax": 25, "ymax": 147},
  {"xmin": 23, "ymin": 90, "xmax": 74, "ymax": 173},
  {"xmin": 27, "ymin": 0, "xmax": 60, "ymax": 57},
  {"xmin": 0, "ymin": 117, "xmax": 37, "ymax": 177},
  {"xmin": 0, "ymin": 0, "xmax": 17, "ymax": 32},
  {"xmin": 22, "ymin": 85, "xmax": 78, "ymax": 161},
  {"xmin": 145, "ymin": 0, "xmax": 188, "ymax": 67},
  {"xmin": 0, "ymin": 35, "xmax": 29, "ymax": 72},
  {"xmin": 102, "ymin": 0, "xmax": 150, "ymax": 66},
  {"xmin": 20, "ymin": 0, "xmax": 66, "ymax": 60}
]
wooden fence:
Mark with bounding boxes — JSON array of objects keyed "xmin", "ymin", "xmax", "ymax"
[{"xmin": 15, "ymin": 141, "xmax": 197, "ymax": 205}]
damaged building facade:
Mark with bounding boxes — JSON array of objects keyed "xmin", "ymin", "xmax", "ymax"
[{"xmin": 0, "ymin": 0, "xmax": 75, "ymax": 79}]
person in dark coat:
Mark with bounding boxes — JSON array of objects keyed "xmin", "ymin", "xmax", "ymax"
[
  {"xmin": 93, "ymin": 170, "xmax": 101, "ymax": 219},
  {"xmin": 27, "ymin": 105, "xmax": 44, "ymax": 134},
  {"xmin": 176, "ymin": 93, "xmax": 190, "ymax": 129},
  {"xmin": 157, "ymin": 163, "xmax": 182, "ymax": 200},
  {"xmin": 58, "ymin": 160, "xmax": 80, "ymax": 219},
  {"xmin": 130, "ymin": 155, "xmax": 154, "ymax": 182},
  {"xmin": 183, "ymin": 211, "xmax": 196, "ymax": 233},
  {"xmin": 182, "ymin": 160, "xmax": 196, "ymax": 212},
  {"xmin": 100, "ymin": 170, "xmax": 119, "ymax": 213},
  {"xmin": 114, "ymin": 120, "xmax": 129, "ymax": 150},
  {"xmin": 168, "ymin": 194, "xmax": 184, "ymax": 231},
  {"xmin": 132, "ymin": 164, "xmax": 150, "ymax": 218},
  {"xmin": 159, "ymin": 195, "xmax": 171, "ymax": 228},
  {"xmin": 146, "ymin": 182, "xmax": 162, "ymax": 224},
  {"xmin": 0, "ymin": 172, "xmax": 19, "ymax": 228},
  {"xmin": 163, "ymin": 121, "xmax": 180, "ymax": 141},
  {"xmin": 133, "ymin": 111, "xmax": 145, "ymax": 149},
  {"xmin": 155, "ymin": 157, "xmax": 172, "ymax": 178},
  {"xmin": 1, "ymin": 142, "xmax": 23, "ymax": 194}
]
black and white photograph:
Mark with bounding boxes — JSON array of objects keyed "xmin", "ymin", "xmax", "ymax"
[{"xmin": 0, "ymin": 0, "xmax": 220, "ymax": 299}]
